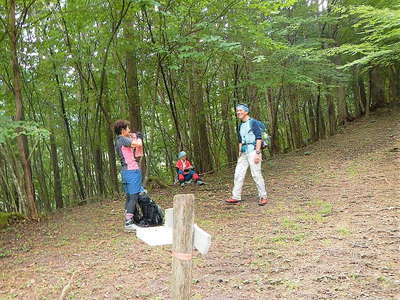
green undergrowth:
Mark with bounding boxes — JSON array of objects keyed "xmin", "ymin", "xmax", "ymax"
[{"xmin": 0, "ymin": 212, "xmax": 24, "ymax": 229}]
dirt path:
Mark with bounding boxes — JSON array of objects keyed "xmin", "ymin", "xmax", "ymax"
[{"xmin": 1, "ymin": 107, "xmax": 399, "ymax": 300}]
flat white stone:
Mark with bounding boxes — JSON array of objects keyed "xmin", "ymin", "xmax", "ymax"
[
  {"xmin": 136, "ymin": 226, "xmax": 173, "ymax": 246},
  {"xmin": 164, "ymin": 208, "xmax": 174, "ymax": 228},
  {"xmin": 193, "ymin": 224, "xmax": 211, "ymax": 255},
  {"xmin": 135, "ymin": 207, "xmax": 211, "ymax": 254}
]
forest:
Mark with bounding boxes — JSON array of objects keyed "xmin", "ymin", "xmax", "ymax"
[{"xmin": 1, "ymin": 0, "xmax": 399, "ymax": 219}]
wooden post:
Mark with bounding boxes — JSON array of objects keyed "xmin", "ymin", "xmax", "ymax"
[{"xmin": 172, "ymin": 194, "xmax": 194, "ymax": 300}]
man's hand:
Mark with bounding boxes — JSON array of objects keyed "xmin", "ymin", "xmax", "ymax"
[{"xmin": 254, "ymin": 152, "xmax": 262, "ymax": 164}]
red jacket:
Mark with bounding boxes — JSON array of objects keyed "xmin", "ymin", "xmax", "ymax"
[{"xmin": 175, "ymin": 159, "xmax": 193, "ymax": 175}]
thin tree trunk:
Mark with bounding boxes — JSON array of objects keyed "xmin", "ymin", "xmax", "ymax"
[
  {"xmin": 369, "ymin": 67, "xmax": 386, "ymax": 109},
  {"xmin": 49, "ymin": 49, "xmax": 86, "ymax": 201},
  {"xmin": 267, "ymin": 87, "xmax": 281, "ymax": 153},
  {"xmin": 188, "ymin": 64, "xmax": 212, "ymax": 173},
  {"xmin": 245, "ymin": 62, "xmax": 260, "ymax": 119},
  {"xmin": 288, "ymin": 89, "xmax": 303, "ymax": 148},
  {"xmin": 308, "ymin": 97, "xmax": 317, "ymax": 142},
  {"xmin": 359, "ymin": 77, "xmax": 367, "ymax": 114},
  {"xmin": 142, "ymin": 7, "xmax": 182, "ymax": 149},
  {"xmin": 7, "ymin": 0, "xmax": 38, "ymax": 219},
  {"xmin": 352, "ymin": 68, "xmax": 362, "ymax": 118},
  {"xmin": 94, "ymin": 143, "xmax": 104, "ymax": 195},
  {"xmin": 50, "ymin": 132, "xmax": 63, "ymax": 209},
  {"xmin": 334, "ymin": 57, "xmax": 347, "ymax": 126},
  {"xmin": 125, "ymin": 23, "xmax": 142, "ymax": 132},
  {"xmin": 327, "ymin": 93, "xmax": 336, "ymax": 136},
  {"xmin": 302, "ymin": 101, "xmax": 310, "ymax": 139},
  {"xmin": 389, "ymin": 65, "xmax": 400, "ymax": 103},
  {"xmin": 336, "ymin": 85, "xmax": 347, "ymax": 125},
  {"xmin": 34, "ymin": 145, "xmax": 51, "ymax": 211},
  {"xmin": 220, "ymin": 79, "xmax": 236, "ymax": 162},
  {"xmin": 316, "ymin": 85, "xmax": 326, "ymax": 139},
  {"xmin": 103, "ymin": 77, "xmax": 119, "ymax": 192}
]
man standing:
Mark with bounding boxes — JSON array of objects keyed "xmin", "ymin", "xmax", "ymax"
[{"xmin": 225, "ymin": 104, "xmax": 269, "ymax": 206}]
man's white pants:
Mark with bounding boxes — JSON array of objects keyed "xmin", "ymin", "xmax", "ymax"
[{"xmin": 232, "ymin": 151, "xmax": 267, "ymax": 200}]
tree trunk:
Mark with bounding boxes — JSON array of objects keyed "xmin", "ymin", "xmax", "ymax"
[
  {"xmin": 369, "ymin": 67, "xmax": 386, "ymax": 109},
  {"xmin": 50, "ymin": 49, "xmax": 86, "ymax": 201},
  {"xmin": 359, "ymin": 77, "xmax": 367, "ymax": 115},
  {"xmin": 125, "ymin": 23, "xmax": 142, "ymax": 132},
  {"xmin": 245, "ymin": 62, "xmax": 260, "ymax": 119},
  {"xmin": 94, "ymin": 143, "xmax": 104, "ymax": 195},
  {"xmin": 188, "ymin": 64, "xmax": 212, "ymax": 173},
  {"xmin": 8, "ymin": 0, "xmax": 38, "ymax": 219},
  {"xmin": 327, "ymin": 93, "xmax": 336, "ymax": 136},
  {"xmin": 336, "ymin": 85, "xmax": 347, "ymax": 125},
  {"xmin": 34, "ymin": 145, "xmax": 51, "ymax": 211},
  {"xmin": 220, "ymin": 79, "xmax": 236, "ymax": 163},
  {"xmin": 334, "ymin": 56, "xmax": 347, "ymax": 126},
  {"xmin": 352, "ymin": 69, "xmax": 362, "ymax": 118},
  {"xmin": 50, "ymin": 132, "xmax": 63, "ymax": 209},
  {"xmin": 267, "ymin": 88, "xmax": 281, "ymax": 153},
  {"xmin": 101, "ymin": 72, "xmax": 119, "ymax": 192},
  {"xmin": 308, "ymin": 97, "xmax": 317, "ymax": 142},
  {"xmin": 316, "ymin": 85, "xmax": 326, "ymax": 139},
  {"xmin": 389, "ymin": 65, "xmax": 400, "ymax": 103},
  {"xmin": 288, "ymin": 89, "xmax": 303, "ymax": 148}
]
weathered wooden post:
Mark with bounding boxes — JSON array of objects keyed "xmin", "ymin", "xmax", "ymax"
[{"xmin": 171, "ymin": 194, "xmax": 194, "ymax": 300}]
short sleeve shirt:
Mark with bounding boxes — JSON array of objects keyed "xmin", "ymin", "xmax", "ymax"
[{"xmin": 115, "ymin": 136, "xmax": 139, "ymax": 170}]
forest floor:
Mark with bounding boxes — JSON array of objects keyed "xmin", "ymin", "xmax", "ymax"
[{"xmin": 1, "ymin": 106, "xmax": 399, "ymax": 300}]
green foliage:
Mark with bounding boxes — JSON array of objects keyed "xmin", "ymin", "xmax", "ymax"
[
  {"xmin": 0, "ymin": 117, "xmax": 50, "ymax": 144},
  {"xmin": 0, "ymin": 212, "xmax": 24, "ymax": 229},
  {"xmin": 329, "ymin": 5, "xmax": 400, "ymax": 68}
]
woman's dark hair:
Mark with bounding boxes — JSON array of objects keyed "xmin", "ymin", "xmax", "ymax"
[{"xmin": 113, "ymin": 120, "xmax": 130, "ymax": 135}]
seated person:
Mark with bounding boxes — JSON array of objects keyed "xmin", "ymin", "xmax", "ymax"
[{"xmin": 175, "ymin": 151, "xmax": 204, "ymax": 186}]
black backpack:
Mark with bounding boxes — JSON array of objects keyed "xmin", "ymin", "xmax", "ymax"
[{"xmin": 137, "ymin": 193, "xmax": 164, "ymax": 227}]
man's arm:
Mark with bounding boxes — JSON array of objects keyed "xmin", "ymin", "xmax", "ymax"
[
  {"xmin": 237, "ymin": 124, "xmax": 242, "ymax": 157},
  {"xmin": 255, "ymin": 139, "xmax": 262, "ymax": 153}
]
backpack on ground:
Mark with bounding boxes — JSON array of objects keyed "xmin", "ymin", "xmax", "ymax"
[{"xmin": 137, "ymin": 192, "xmax": 164, "ymax": 227}]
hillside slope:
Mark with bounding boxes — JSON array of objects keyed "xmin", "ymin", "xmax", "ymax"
[{"xmin": 1, "ymin": 106, "xmax": 399, "ymax": 300}]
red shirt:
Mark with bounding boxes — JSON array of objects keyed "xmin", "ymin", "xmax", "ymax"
[{"xmin": 175, "ymin": 159, "xmax": 193, "ymax": 174}]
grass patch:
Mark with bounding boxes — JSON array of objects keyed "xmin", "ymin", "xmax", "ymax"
[
  {"xmin": 197, "ymin": 219, "xmax": 214, "ymax": 228},
  {"xmin": 296, "ymin": 200, "xmax": 333, "ymax": 224},
  {"xmin": 250, "ymin": 258, "xmax": 270, "ymax": 271},
  {"xmin": 321, "ymin": 239, "xmax": 333, "ymax": 246},
  {"xmin": 337, "ymin": 227, "xmax": 351, "ymax": 236},
  {"xmin": 311, "ymin": 200, "xmax": 333, "ymax": 215},
  {"xmin": 297, "ymin": 213, "xmax": 324, "ymax": 223},
  {"xmin": 271, "ymin": 233, "xmax": 307, "ymax": 243},
  {"xmin": 281, "ymin": 217, "xmax": 302, "ymax": 231},
  {"xmin": 346, "ymin": 165, "xmax": 360, "ymax": 177},
  {"xmin": 0, "ymin": 248, "xmax": 12, "ymax": 258},
  {"xmin": 266, "ymin": 278, "xmax": 300, "ymax": 290}
]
